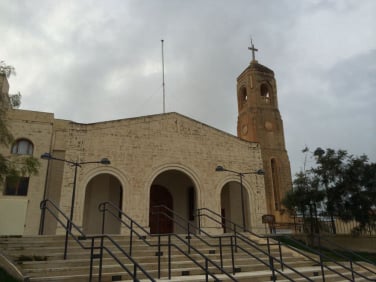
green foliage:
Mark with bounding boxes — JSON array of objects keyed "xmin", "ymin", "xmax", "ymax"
[
  {"xmin": 0, "ymin": 155, "xmax": 41, "ymax": 184},
  {"xmin": 9, "ymin": 92, "xmax": 21, "ymax": 109},
  {"xmin": 0, "ymin": 64, "xmax": 40, "ymax": 184},
  {"xmin": 283, "ymin": 147, "xmax": 375, "ymax": 234}
]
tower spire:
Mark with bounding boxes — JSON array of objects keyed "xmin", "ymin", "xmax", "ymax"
[{"xmin": 248, "ymin": 39, "xmax": 258, "ymax": 62}]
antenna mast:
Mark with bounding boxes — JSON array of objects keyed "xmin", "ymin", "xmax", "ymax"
[{"xmin": 161, "ymin": 39, "xmax": 166, "ymax": 113}]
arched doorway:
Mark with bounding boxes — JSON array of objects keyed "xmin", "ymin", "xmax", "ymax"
[
  {"xmin": 83, "ymin": 173, "xmax": 122, "ymax": 234},
  {"xmin": 149, "ymin": 170, "xmax": 197, "ymax": 234},
  {"xmin": 220, "ymin": 181, "xmax": 250, "ymax": 232}
]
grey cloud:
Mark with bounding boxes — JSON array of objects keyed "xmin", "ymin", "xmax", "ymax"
[{"xmin": 2, "ymin": 0, "xmax": 375, "ymax": 177}]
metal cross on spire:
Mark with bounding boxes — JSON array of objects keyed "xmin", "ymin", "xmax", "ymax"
[{"xmin": 248, "ymin": 39, "xmax": 258, "ymax": 61}]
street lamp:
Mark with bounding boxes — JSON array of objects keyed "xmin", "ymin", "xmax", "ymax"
[
  {"xmin": 40, "ymin": 153, "xmax": 110, "ymax": 231},
  {"xmin": 215, "ymin": 165, "xmax": 265, "ymax": 231},
  {"xmin": 40, "ymin": 153, "xmax": 110, "ymax": 259}
]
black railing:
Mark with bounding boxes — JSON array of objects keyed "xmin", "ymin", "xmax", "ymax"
[
  {"xmin": 313, "ymin": 234, "xmax": 375, "ymax": 274},
  {"xmin": 153, "ymin": 205, "xmax": 319, "ymax": 282},
  {"xmin": 290, "ymin": 214, "xmax": 376, "ymax": 236},
  {"xmin": 99, "ymin": 201, "xmax": 237, "ymax": 281},
  {"xmin": 197, "ymin": 207, "xmax": 376, "ymax": 281},
  {"xmin": 40, "ymin": 199, "xmax": 155, "ymax": 282}
]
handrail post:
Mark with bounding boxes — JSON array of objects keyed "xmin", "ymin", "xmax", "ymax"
[
  {"xmin": 99, "ymin": 236, "xmax": 104, "ymax": 282},
  {"xmin": 205, "ymin": 258, "xmax": 209, "ymax": 282},
  {"xmin": 318, "ymin": 234, "xmax": 326, "ymax": 282},
  {"xmin": 130, "ymin": 221, "xmax": 133, "ymax": 256},
  {"xmin": 219, "ymin": 237, "xmax": 223, "ymax": 271},
  {"xmin": 63, "ymin": 220, "xmax": 70, "ymax": 260},
  {"xmin": 101, "ymin": 203, "xmax": 106, "ymax": 235},
  {"xmin": 39, "ymin": 200, "xmax": 46, "ymax": 235},
  {"xmin": 187, "ymin": 223, "xmax": 191, "ymax": 254},
  {"xmin": 319, "ymin": 252, "xmax": 325, "ymax": 282},
  {"xmin": 278, "ymin": 237, "xmax": 284, "ymax": 271},
  {"xmin": 89, "ymin": 237, "xmax": 95, "ymax": 282},
  {"xmin": 230, "ymin": 236, "xmax": 235, "ymax": 275},
  {"xmin": 168, "ymin": 234, "xmax": 172, "ymax": 280},
  {"xmin": 197, "ymin": 208, "xmax": 201, "ymax": 235},
  {"xmin": 267, "ymin": 237, "xmax": 276, "ymax": 281},
  {"xmin": 133, "ymin": 264, "xmax": 138, "ymax": 281},
  {"xmin": 234, "ymin": 224, "xmax": 238, "ymax": 253},
  {"xmin": 157, "ymin": 208, "xmax": 160, "ymax": 235},
  {"xmin": 158, "ymin": 234, "xmax": 161, "ymax": 279},
  {"xmin": 350, "ymin": 259, "xmax": 355, "ymax": 281}
]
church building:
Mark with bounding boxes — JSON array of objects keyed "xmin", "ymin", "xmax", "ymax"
[{"xmin": 0, "ymin": 46, "xmax": 292, "ymax": 236}]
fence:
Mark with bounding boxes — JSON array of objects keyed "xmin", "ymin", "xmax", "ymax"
[{"xmin": 274, "ymin": 215, "xmax": 376, "ymax": 236}]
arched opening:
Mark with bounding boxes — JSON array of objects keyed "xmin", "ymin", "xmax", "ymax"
[
  {"xmin": 83, "ymin": 173, "xmax": 122, "ymax": 234},
  {"xmin": 271, "ymin": 159, "xmax": 281, "ymax": 210},
  {"xmin": 149, "ymin": 170, "xmax": 197, "ymax": 234},
  {"xmin": 11, "ymin": 139, "xmax": 34, "ymax": 155},
  {"xmin": 260, "ymin": 83, "xmax": 271, "ymax": 104},
  {"xmin": 220, "ymin": 181, "xmax": 250, "ymax": 232},
  {"xmin": 240, "ymin": 86, "xmax": 248, "ymax": 104}
]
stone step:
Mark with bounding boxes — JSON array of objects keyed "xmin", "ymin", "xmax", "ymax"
[
  {"xmin": 2, "ymin": 235, "xmax": 374, "ymax": 282},
  {"xmin": 20, "ymin": 255, "xmax": 314, "ymax": 275}
]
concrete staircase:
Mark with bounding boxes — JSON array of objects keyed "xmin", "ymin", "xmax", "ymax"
[{"xmin": 0, "ymin": 234, "xmax": 375, "ymax": 281}]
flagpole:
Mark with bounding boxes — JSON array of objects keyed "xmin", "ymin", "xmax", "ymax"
[{"xmin": 161, "ymin": 39, "xmax": 165, "ymax": 113}]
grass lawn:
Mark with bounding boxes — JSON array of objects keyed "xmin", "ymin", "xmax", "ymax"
[{"xmin": 276, "ymin": 235, "xmax": 376, "ymax": 264}]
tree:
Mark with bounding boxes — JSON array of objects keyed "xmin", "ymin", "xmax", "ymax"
[
  {"xmin": 0, "ymin": 61, "xmax": 15, "ymax": 78},
  {"xmin": 282, "ymin": 169, "xmax": 324, "ymax": 234},
  {"xmin": 0, "ymin": 62, "xmax": 40, "ymax": 185},
  {"xmin": 333, "ymin": 155, "xmax": 376, "ymax": 234},
  {"xmin": 283, "ymin": 147, "xmax": 375, "ymax": 235},
  {"xmin": 312, "ymin": 147, "xmax": 348, "ymax": 234}
]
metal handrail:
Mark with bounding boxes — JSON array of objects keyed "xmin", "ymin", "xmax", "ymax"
[
  {"xmin": 197, "ymin": 207, "xmax": 376, "ymax": 281},
  {"xmin": 40, "ymin": 199, "xmax": 155, "ymax": 282},
  {"xmin": 284, "ymin": 234, "xmax": 376, "ymax": 281},
  {"xmin": 312, "ymin": 233, "xmax": 376, "ymax": 271},
  {"xmin": 151, "ymin": 205, "xmax": 319, "ymax": 282},
  {"xmin": 99, "ymin": 201, "xmax": 237, "ymax": 281}
]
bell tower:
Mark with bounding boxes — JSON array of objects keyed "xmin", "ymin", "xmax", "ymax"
[{"xmin": 236, "ymin": 42, "xmax": 292, "ymax": 222}]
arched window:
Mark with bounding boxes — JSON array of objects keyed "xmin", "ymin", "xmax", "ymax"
[
  {"xmin": 11, "ymin": 139, "xmax": 34, "ymax": 155},
  {"xmin": 240, "ymin": 86, "xmax": 247, "ymax": 104},
  {"xmin": 260, "ymin": 84, "xmax": 271, "ymax": 104},
  {"xmin": 271, "ymin": 158, "xmax": 280, "ymax": 210}
]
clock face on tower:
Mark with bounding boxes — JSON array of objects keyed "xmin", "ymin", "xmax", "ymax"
[{"xmin": 265, "ymin": 121, "xmax": 273, "ymax": 132}]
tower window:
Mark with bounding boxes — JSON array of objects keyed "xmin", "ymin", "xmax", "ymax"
[
  {"xmin": 240, "ymin": 86, "xmax": 247, "ymax": 103},
  {"xmin": 271, "ymin": 158, "xmax": 280, "ymax": 210},
  {"xmin": 260, "ymin": 84, "xmax": 271, "ymax": 104},
  {"xmin": 11, "ymin": 139, "xmax": 34, "ymax": 155}
]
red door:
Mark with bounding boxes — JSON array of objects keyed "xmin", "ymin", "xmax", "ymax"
[{"xmin": 149, "ymin": 185, "xmax": 173, "ymax": 234}]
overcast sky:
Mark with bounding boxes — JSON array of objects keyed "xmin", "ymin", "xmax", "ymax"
[{"xmin": 1, "ymin": 0, "xmax": 375, "ymax": 176}]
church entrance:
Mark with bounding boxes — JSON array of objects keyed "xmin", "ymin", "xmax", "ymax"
[
  {"xmin": 149, "ymin": 170, "xmax": 197, "ymax": 234},
  {"xmin": 83, "ymin": 173, "xmax": 122, "ymax": 234},
  {"xmin": 220, "ymin": 181, "xmax": 250, "ymax": 232}
]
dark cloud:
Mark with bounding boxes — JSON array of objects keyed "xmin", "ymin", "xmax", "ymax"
[{"xmin": 1, "ymin": 0, "xmax": 375, "ymax": 176}]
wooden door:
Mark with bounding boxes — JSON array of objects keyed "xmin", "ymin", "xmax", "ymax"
[{"xmin": 149, "ymin": 185, "xmax": 173, "ymax": 234}]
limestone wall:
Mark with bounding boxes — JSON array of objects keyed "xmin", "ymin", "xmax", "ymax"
[{"xmin": 0, "ymin": 109, "xmax": 54, "ymax": 235}]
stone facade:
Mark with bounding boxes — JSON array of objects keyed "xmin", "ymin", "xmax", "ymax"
[
  {"xmin": 0, "ymin": 54, "xmax": 292, "ymax": 235},
  {"xmin": 1, "ymin": 106, "xmax": 268, "ymax": 235}
]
